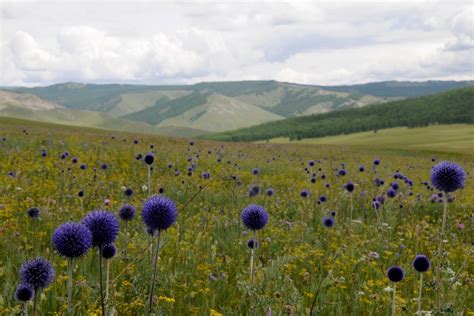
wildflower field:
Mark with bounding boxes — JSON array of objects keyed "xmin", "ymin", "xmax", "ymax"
[{"xmin": 0, "ymin": 118, "xmax": 472, "ymax": 315}]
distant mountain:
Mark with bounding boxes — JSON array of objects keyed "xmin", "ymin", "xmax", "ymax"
[
  {"xmin": 0, "ymin": 89, "xmax": 190, "ymax": 135},
  {"xmin": 204, "ymin": 87, "xmax": 474, "ymax": 142},
  {"xmin": 4, "ymin": 80, "xmax": 472, "ymax": 135}
]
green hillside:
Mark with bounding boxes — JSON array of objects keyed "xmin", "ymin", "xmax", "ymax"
[
  {"xmin": 205, "ymin": 87, "xmax": 474, "ymax": 142},
  {"xmin": 265, "ymin": 124, "xmax": 474, "ymax": 155},
  {"xmin": 4, "ymin": 80, "xmax": 472, "ymax": 135}
]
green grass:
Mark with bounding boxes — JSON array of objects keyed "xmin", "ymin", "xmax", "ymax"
[{"xmin": 265, "ymin": 124, "xmax": 474, "ymax": 155}]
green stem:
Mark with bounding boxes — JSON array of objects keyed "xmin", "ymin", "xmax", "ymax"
[
  {"xmin": 99, "ymin": 246, "xmax": 106, "ymax": 316},
  {"xmin": 148, "ymin": 230, "xmax": 161, "ymax": 314},
  {"xmin": 32, "ymin": 288, "xmax": 38, "ymax": 316},
  {"xmin": 105, "ymin": 259, "xmax": 110, "ymax": 309},
  {"xmin": 250, "ymin": 230, "xmax": 256, "ymax": 284},
  {"xmin": 391, "ymin": 283, "xmax": 396, "ymax": 316},
  {"xmin": 67, "ymin": 258, "xmax": 73, "ymax": 313},
  {"xmin": 417, "ymin": 273, "xmax": 423, "ymax": 316},
  {"xmin": 436, "ymin": 193, "xmax": 448, "ymax": 312}
]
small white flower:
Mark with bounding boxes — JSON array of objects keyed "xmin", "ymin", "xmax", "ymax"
[
  {"xmin": 142, "ymin": 185, "xmax": 148, "ymax": 192},
  {"xmin": 121, "ymin": 186, "xmax": 126, "ymax": 191},
  {"xmin": 384, "ymin": 286, "xmax": 394, "ymax": 293}
]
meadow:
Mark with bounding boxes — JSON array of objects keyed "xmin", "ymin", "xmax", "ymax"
[{"xmin": 0, "ymin": 117, "xmax": 472, "ymax": 315}]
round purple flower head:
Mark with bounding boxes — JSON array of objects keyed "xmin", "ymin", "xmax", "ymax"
[
  {"xmin": 266, "ymin": 188, "xmax": 275, "ymax": 197},
  {"xmin": 101, "ymin": 163, "xmax": 108, "ymax": 170},
  {"xmin": 309, "ymin": 160, "xmax": 315, "ymax": 167},
  {"xmin": 20, "ymin": 257, "xmax": 55, "ymax": 289},
  {"xmin": 101, "ymin": 243, "xmax": 117, "ymax": 259},
  {"xmin": 323, "ymin": 217, "xmax": 335, "ymax": 228},
  {"xmin": 124, "ymin": 188, "xmax": 133, "ymax": 197},
  {"xmin": 202, "ymin": 171, "xmax": 211, "ymax": 180},
  {"xmin": 52, "ymin": 222, "xmax": 93, "ymax": 258},
  {"xmin": 374, "ymin": 159, "xmax": 380, "ymax": 166},
  {"xmin": 300, "ymin": 190, "xmax": 310, "ymax": 198},
  {"xmin": 345, "ymin": 181, "xmax": 355, "ymax": 193},
  {"xmin": 359, "ymin": 165, "xmax": 365, "ymax": 172},
  {"xmin": 119, "ymin": 204, "xmax": 136, "ymax": 221},
  {"xmin": 247, "ymin": 239, "xmax": 259, "ymax": 249},
  {"xmin": 413, "ymin": 255, "xmax": 430, "ymax": 273},
  {"xmin": 142, "ymin": 195, "xmax": 178, "ymax": 231},
  {"xmin": 387, "ymin": 266, "xmax": 404, "ymax": 282},
  {"xmin": 387, "ymin": 189, "xmax": 397, "ymax": 198},
  {"xmin": 338, "ymin": 169, "xmax": 346, "ymax": 176},
  {"xmin": 431, "ymin": 161, "xmax": 466, "ymax": 193},
  {"xmin": 252, "ymin": 168, "xmax": 260, "ymax": 175},
  {"xmin": 319, "ymin": 195, "xmax": 327, "ymax": 203},
  {"xmin": 82, "ymin": 210, "xmax": 120, "ymax": 247},
  {"xmin": 144, "ymin": 153, "xmax": 155, "ymax": 165},
  {"xmin": 248, "ymin": 185, "xmax": 260, "ymax": 197},
  {"xmin": 27, "ymin": 207, "xmax": 40, "ymax": 219},
  {"xmin": 241, "ymin": 204, "xmax": 268, "ymax": 231},
  {"xmin": 15, "ymin": 284, "xmax": 34, "ymax": 302}
]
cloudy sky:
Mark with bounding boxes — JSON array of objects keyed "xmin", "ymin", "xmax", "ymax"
[{"xmin": 1, "ymin": 0, "xmax": 473, "ymax": 86}]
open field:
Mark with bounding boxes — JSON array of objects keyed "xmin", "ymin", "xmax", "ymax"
[
  {"xmin": 0, "ymin": 118, "xmax": 472, "ymax": 315},
  {"xmin": 265, "ymin": 124, "xmax": 474, "ymax": 155}
]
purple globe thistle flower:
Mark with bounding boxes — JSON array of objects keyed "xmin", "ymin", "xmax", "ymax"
[
  {"xmin": 52, "ymin": 222, "xmax": 93, "ymax": 258},
  {"xmin": 387, "ymin": 266, "xmax": 404, "ymax": 282},
  {"xmin": 387, "ymin": 189, "xmax": 397, "ymax": 198},
  {"xmin": 319, "ymin": 195, "xmax": 327, "ymax": 203},
  {"xmin": 241, "ymin": 204, "xmax": 269, "ymax": 231},
  {"xmin": 300, "ymin": 190, "xmax": 310, "ymax": 198},
  {"xmin": 391, "ymin": 182, "xmax": 399, "ymax": 190},
  {"xmin": 202, "ymin": 171, "xmax": 211, "ymax": 180},
  {"xmin": 374, "ymin": 178, "xmax": 384, "ymax": 186},
  {"xmin": 413, "ymin": 255, "xmax": 430, "ymax": 273},
  {"xmin": 431, "ymin": 161, "xmax": 466, "ymax": 192},
  {"xmin": 330, "ymin": 210, "xmax": 336, "ymax": 217},
  {"xmin": 72, "ymin": 157, "xmax": 78, "ymax": 164},
  {"xmin": 374, "ymin": 159, "xmax": 380, "ymax": 166},
  {"xmin": 20, "ymin": 257, "xmax": 55, "ymax": 289},
  {"xmin": 252, "ymin": 168, "xmax": 260, "ymax": 175},
  {"xmin": 134, "ymin": 140, "xmax": 139, "ymax": 144},
  {"xmin": 119, "ymin": 204, "xmax": 136, "ymax": 221},
  {"xmin": 101, "ymin": 243, "xmax": 117, "ymax": 259},
  {"xmin": 78, "ymin": 190, "xmax": 84, "ymax": 198},
  {"xmin": 101, "ymin": 163, "xmax": 108, "ymax": 170},
  {"xmin": 323, "ymin": 216, "xmax": 335, "ymax": 228},
  {"xmin": 345, "ymin": 181, "xmax": 355, "ymax": 193},
  {"xmin": 359, "ymin": 165, "xmax": 365, "ymax": 172},
  {"xmin": 141, "ymin": 195, "xmax": 178, "ymax": 231},
  {"xmin": 41, "ymin": 150, "xmax": 47, "ymax": 157},
  {"xmin": 144, "ymin": 153, "xmax": 155, "ymax": 165},
  {"xmin": 372, "ymin": 200, "xmax": 381, "ymax": 209},
  {"xmin": 338, "ymin": 169, "xmax": 346, "ymax": 176},
  {"xmin": 248, "ymin": 185, "xmax": 260, "ymax": 197},
  {"xmin": 266, "ymin": 188, "xmax": 275, "ymax": 197},
  {"xmin": 124, "ymin": 187, "xmax": 133, "ymax": 197},
  {"xmin": 15, "ymin": 284, "xmax": 34, "ymax": 302},
  {"xmin": 309, "ymin": 160, "xmax": 315, "ymax": 167},
  {"xmin": 27, "ymin": 207, "xmax": 40, "ymax": 219},
  {"xmin": 82, "ymin": 210, "xmax": 120, "ymax": 247},
  {"xmin": 247, "ymin": 239, "xmax": 259, "ymax": 249},
  {"xmin": 80, "ymin": 164, "xmax": 87, "ymax": 170}
]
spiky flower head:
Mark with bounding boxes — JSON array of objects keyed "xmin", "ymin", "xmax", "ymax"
[
  {"xmin": 323, "ymin": 216, "xmax": 335, "ymax": 228},
  {"xmin": 144, "ymin": 152, "xmax": 155, "ymax": 165},
  {"xmin": 241, "ymin": 204, "xmax": 269, "ymax": 231},
  {"xmin": 141, "ymin": 195, "xmax": 178, "ymax": 231},
  {"xmin": 431, "ymin": 161, "xmax": 465, "ymax": 193},
  {"xmin": 119, "ymin": 204, "xmax": 136, "ymax": 221},
  {"xmin": 52, "ymin": 222, "xmax": 92, "ymax": 258},
  {"xmin": 387, "ymin": 266, "xmax": 404, "ymax": 282},
  {"xmin": 15, "ymin": 284, "xmax": 34, "ymax": 302},
  {"xmin": 27, "ymin": 207, "xmax": 40, "ymax": 219},
  {"xmin": 20, "ymin": 257, "xmax": 55, "ymax": 289},
  {"xmin": 413, "ymin": 255, "xmax": 430, "ymax": 273},
  {"xmin": 101, "ymin": 243, "xmax": 117, "ymax": 259},
  {"xmin": 82, "ymin": 210, "xmax": 120, "ymax": 247}
]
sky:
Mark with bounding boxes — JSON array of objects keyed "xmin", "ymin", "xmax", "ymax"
[{"xmin": 1, "ymin": 0, "xmax": 473, "ymax": 86}]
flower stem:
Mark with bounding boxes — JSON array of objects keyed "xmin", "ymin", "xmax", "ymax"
[
  {"xmin": 391, "ymin": 283, "xmax": 396, "ymax": 316},
  {"xmin": 417, "ymin": 273, "xmax": 423, "ymax": 316},
  {"xmin": 250, "ymin": 230, "xmax": 256, "ymax": 284},
  {"xmin": 148, "ymin": 230, "xmax": 161, "ymax": 314},
  {"xmin": 436, "ymin": 193, "xmax": 448, "ymax": 312},
  {"xmin": 32, "ymin": 288, "xmax": 38, "ymax": 316},
  {"xmin": 67, "ymin": 258, "xmax": 73, "ymax": 313},
  {"xmin": 105, "ymin": 259, "xmax": 110, "ymax": 309},
  {"xmin": 99, "ymin": 246, "xmax": 106, "ymax": 316},
  {"xmin": 147, "ymin": 165, "xmax": 151, "ymax": 198}
]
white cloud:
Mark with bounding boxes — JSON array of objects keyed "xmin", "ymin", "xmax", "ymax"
[{"xmin": 1, "ymin": 0, "xmax": 473, "ymax": 86}]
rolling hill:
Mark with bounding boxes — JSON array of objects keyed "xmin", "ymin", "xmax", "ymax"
[
  {"xmin": 205, "ymin": 87, "xmax": 474, "ymax": 142},
  {"xmin": 5, "ymin": 80, "xmax": 471, "ymax": 135},
  {"xmin": 0, "ymin": 90, "xmax": 187, "ymax": 135}
]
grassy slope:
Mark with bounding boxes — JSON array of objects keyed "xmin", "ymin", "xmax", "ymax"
[
  {"xmin": 265, "ymin": 124, "xmax": 474, "ymax": 155},
  {"xmin": 205, "ymin": 87, "xmax": 474, "ymax": 142}
]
